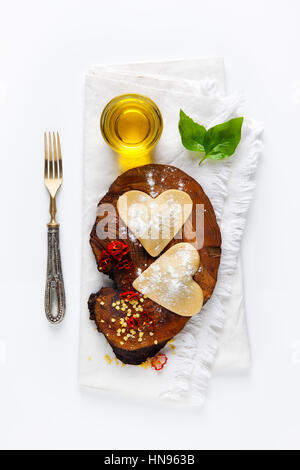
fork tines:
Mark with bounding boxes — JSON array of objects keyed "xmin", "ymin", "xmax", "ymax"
[{"xmin": 44, "ymin": 132, "xmax": 63, "ymax": 182}]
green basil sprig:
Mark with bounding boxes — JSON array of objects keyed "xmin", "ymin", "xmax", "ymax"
[{"xmin": 179, "ymin": 110, "xmax": 244, "ymax": 165}]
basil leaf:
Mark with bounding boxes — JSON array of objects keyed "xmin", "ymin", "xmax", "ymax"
[
  {"xmin": 178, "ymin": 109, "xmax": 206, "ymax": 153},
  {"xmin": 178, "ymin": 111, "xmax": 244, "ymax": 165},
  {"xmin": 204, "ymin": 117, "xmax": 244, "ymax": 160}
]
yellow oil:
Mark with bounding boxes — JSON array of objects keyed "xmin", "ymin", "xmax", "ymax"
[
  {"xmin": 100, "ymin": 94, "xmax": 163, "ymax": 171},
  {"xmin": 116, "ymin": 108, "xmax": 150, "ymax": 144}
]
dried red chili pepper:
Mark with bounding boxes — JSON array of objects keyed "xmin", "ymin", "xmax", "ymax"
[
  {"xmin": 107, "ymin": 241, "xmax": 129, "ymax": 260},
  {"xmin": 97, "ymin": 250, "xmax": 112, "ymax": 273},
  {"xmin": 116, "ymin": 258, "xmax": 133, "ymax": 270},
  {"xmin": 141, "ymin": 311, "xmax": 155, "ymax": 327},
  {"xmin": 120, "ymin": 291, "xmax": 141, "ymax": 300},
  {"xmin": 127, "ymin": 317, "xmax": 139, "ymax": 330},
  {"xmin": 151, "ymin": 353, "xmax": 168, "ymax": 371}
]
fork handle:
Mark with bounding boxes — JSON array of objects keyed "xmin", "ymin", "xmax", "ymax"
[{"xmin": 45, "ymin": 226, "xmax": 66, "ymax": 324}]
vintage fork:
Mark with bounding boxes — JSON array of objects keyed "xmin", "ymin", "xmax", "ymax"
[{"xmin": 44, "ymin": 132, "xmax": 66, "ymax": 324}]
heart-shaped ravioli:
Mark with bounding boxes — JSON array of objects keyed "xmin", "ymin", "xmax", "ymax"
[
  {"xmin": 133, "ymin": 242, "xmax": 203, "ymax": 317},
  {"xmin": 117, "ymin": 189, "xmax": 193, "ymax": 257}
]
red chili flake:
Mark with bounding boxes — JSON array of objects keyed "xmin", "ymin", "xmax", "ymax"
[
  {"xmin": 141, "ymin": 311, "xmax": 155, "ymax": 327},
  {"xmin": 116, "ymin": 258, "xmax": 133, "ymax": 270},
  {"xmin": 107, "ymin": 241, "xmax": 129, "ymax": 260},
  {"xmin": 97, "ymin": 250, "xmax": 112, "ymax": 273},
  {"xmin": 151, "ymin": 353, "xmax": 168, "ymax": 371},
  {"xmin": 127, "ymin": 317, "xmax": 139, "ymax": 330},
  {"xmin": 120, "ymin": 291, "xmax": 141, "ymax": 300}
]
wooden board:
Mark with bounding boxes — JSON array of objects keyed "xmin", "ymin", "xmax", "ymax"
[{"xmin": 88, "ymin": 164, "xmax": 221, "ymax": 364}]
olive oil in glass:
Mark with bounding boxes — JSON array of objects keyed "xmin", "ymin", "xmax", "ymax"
[{"xmin": 100, "ymin": 94, "xmax": 163, "ymax": 171}]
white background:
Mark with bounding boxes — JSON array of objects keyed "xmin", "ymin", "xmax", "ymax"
[{"xmin": 0, "ymin": 0, "xmax": 300, "ymax": 450}]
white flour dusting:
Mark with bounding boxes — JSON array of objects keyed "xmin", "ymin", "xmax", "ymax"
[
  {"xmin": 136, "ymin": 244, "xmax": 198, "ymax": 309},
  {"xmin": 127, "ymin": 194, "xmax": 185, "ymax": 241}
]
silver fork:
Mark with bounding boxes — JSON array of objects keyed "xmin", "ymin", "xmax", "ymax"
[{"xmin": 44, "ymin": 132, "xmax": 66, "ymax": 324}]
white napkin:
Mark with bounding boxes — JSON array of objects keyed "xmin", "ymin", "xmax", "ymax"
[{"xmin": 79, "ymin": 58, "xmax": 263, "ymax": 404}]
